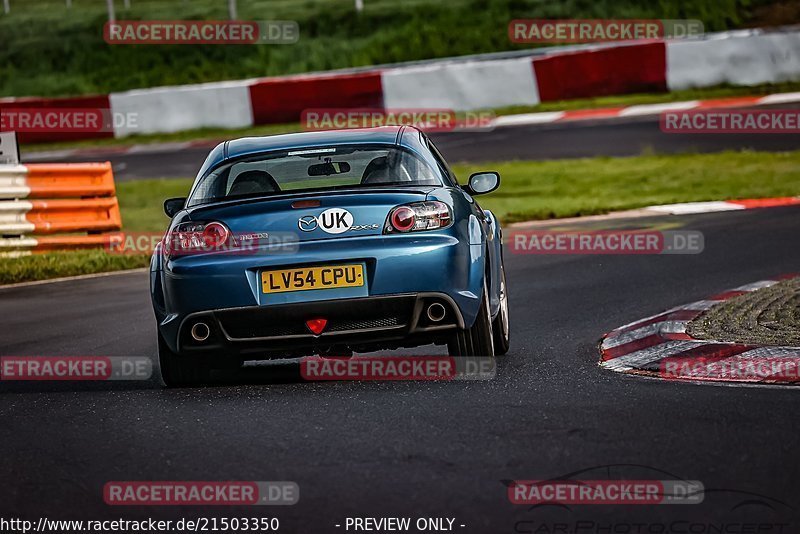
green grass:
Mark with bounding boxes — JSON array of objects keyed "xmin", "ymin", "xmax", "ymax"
[
  {"xmin": 117, "ymin": 177, "xmax": 194, "ymax": 232},
  {"xmin": 0, "ymin": 0, "xmax": 767, "ymax": 98},
  {"xmin": 3, "ymin": 149, "xmax": 799, "ymax": 285},
  {"xmin": 0, "ymin": 250, "xmax": 150, "ymax": 285},
  {"xmin": 466, "ymin": 151, "xmax": 800, "ymax": 222},
  {"xmin": 25, "ymin": 81, "xmax": 800, "ymax": 153}
]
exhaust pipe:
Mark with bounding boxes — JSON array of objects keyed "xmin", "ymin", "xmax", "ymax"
[
  {"xmin": 191, "ymin": 322, "xmax": 211, "ymax": 342},
  {"xmin": 426, "ymin": 302, "xmax": 446, "ymax": 322}
]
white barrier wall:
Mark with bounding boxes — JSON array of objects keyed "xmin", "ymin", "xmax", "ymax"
[
  {"xmin": 667, "ymin": 32, "xmax": 800, "ymax": 90},
  {"xmin": 110, "ymin": 80, "xmax": 255, "ymax": 137},
  {"xmin": 91, "ymin": 29, "xmax": 800, "ymax": 137},
  {"xmin": 382, "ymin": 57, "xmax": 540, "ymax": 111}
]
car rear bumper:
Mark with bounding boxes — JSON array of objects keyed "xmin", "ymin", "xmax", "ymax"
[
  {"xmin": 152, "ymin": 232, "xmax": 486, "ymax": 353},
  {"xmin": 172, "ymin": 293, "xmax": 463, "ymax": 358}
]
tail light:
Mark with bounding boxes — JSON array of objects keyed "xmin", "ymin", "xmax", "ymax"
[
  {"xmin": 164, "ymin": 221, "xmax": 231, "ymax": 257},
  {"xmin": 385, "ymin": 201, "xmax": 452, "ymax": 233},
  {"xmin": 201, "ymin": 222, "xmax": 229, "ymax": 247}
]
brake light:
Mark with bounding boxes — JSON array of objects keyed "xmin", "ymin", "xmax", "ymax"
[
  {"xmin": 202, "ymin": 222, "xmax": 230, "ymax": 247},
  {"xmin": 385, "ymin": 201, "xmax": 452, "ymax": 233},
  {"xmin": 165, "ymin": 221, "xmax": 231, "ymax": 257},
  {"xmin": 390, "ymin": 206, "xmax": 416, "ymax": 232}
]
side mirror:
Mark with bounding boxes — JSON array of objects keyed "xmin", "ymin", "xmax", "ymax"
[
  {"xmin": 465, "ymin": 171, "xmax": 500, "ymax": 195},
  {"xmin": 164, "ymin": 197, "xmax": 186, "ymax": 218}
]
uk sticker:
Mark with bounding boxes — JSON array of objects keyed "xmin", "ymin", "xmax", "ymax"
[{"xmin": 316, "ymin": 208, "xmax": 353, "ymax": 234}]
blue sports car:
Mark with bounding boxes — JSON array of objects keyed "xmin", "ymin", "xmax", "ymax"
[{"xmin": 151, "ymin": 126, "xmax": 510, "ymax": 386}]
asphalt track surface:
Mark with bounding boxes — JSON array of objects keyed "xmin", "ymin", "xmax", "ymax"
[
  {"xmin": 2, "ymin": 206, "xmax": 800, "ymax": 531},
  {"xmin": 23, "ymin": 114, "xmax": 800, "ymax": 181}
]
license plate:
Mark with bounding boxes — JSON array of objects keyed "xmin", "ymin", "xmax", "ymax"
[{"xmin": 261, "ymin": 264, "xmax": 365, "ymax": 294}]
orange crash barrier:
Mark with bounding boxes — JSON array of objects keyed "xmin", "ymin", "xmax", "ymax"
[{"xmin": 0, "ymin": 162, "xmax": 123, "ymax": 253}]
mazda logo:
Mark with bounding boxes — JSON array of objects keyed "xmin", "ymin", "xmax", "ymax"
[{"xmin": 298, "ymin": 215, "xmax": 318, "ymax": 232}]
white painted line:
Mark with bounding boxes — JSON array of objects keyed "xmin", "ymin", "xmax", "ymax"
[
  {"xmin": 732, "ymin": 280, "xmax": 779, "ymax": 291},
  {"xmin": 618, "ymin": 101, "xmax": 700, "ymax": 117},
  {"xmin": 645, "ymin": 201, "xmax": 745, "ymax": 215},
  {"xmin": 20, "ymin": 150, "xmax": 79, "ymax": 162},
  {"xmin": 127, "ymin": 142, "xmax": 193, "ymax": 154},
  {"xmin": 493, "ymin": 112, "xmax": 566, "ymax": 128},
  {"xmin": 0, "ymin": 268, "xmax": 149, "ymax": 290},
  {"xmin": 602, "ymin": 320, "xmax": 689, "ymax": 350},
  {"xmin": 757, "ymin": 92, "xmax": 800, "ymax": 105},
  {"xmin": 680, "ymin": 299, "xmax": 725, "ymax": 311}
]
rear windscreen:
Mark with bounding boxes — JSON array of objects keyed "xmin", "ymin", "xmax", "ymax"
[{"xmin": 188, "ymin": 145, "xmax": 442, "ymax": 207}]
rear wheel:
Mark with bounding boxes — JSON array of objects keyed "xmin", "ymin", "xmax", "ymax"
[
  {"xmin": 158, "ymin": 333, "xmax": 212, "ymax": 387},
  {"xmin": 492, "ymin": 264, "xmax": 510, "ymax": 355},
  {"xmin": 448, "ymin": 277, "xmax": 495, "ymax": 358}
]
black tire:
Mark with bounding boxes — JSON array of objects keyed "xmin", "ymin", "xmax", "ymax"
[
  {"xmin": 448, "ymin": 277, "xmax": 495, "ymax": 358},
  {"xmin": 158, "ymin": 333, "xmax": 212, "ymax": 387},
  {"xmin": 492, "ymin": 263, "xmax": 510, "ymax": 355}
]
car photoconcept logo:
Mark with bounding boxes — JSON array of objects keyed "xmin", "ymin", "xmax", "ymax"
[{"xmin": 298, "ymin": 208, "xmax": 375, "ymax": 234}]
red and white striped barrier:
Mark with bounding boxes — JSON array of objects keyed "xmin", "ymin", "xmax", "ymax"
[
  {"xmin": 27, "ymin": 91, "xmax": 800, "ymax": 162},
  {"xmin": 4, "ymin": 29, "xmax": 800, "ymax": 142},
  {"xmin": 600, "ymin": 276, "xmax": 800, "ymax": 383}
]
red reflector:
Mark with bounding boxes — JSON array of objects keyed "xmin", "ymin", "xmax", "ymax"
[
  {"xmin": 292, "ymin": 200, "xmax": 321, "ymax": 209},
  {"xmin": 305, "ymin": 318, "xmax": 328, "ymax": 335}
]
